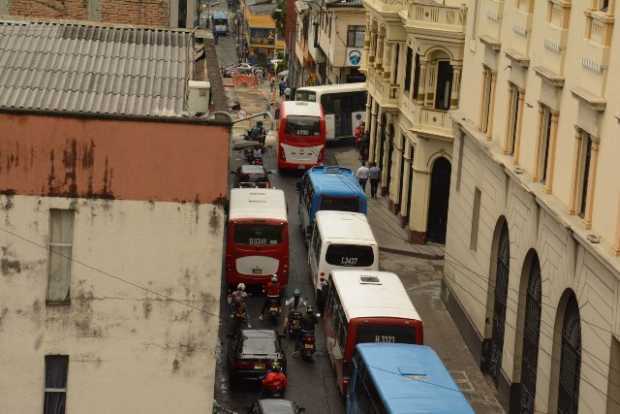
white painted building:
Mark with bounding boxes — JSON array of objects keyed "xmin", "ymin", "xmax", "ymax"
[
  {"xmin": 444, "ymin": 0, "xmax": 620, "ymax": 413},
  {"xmin": 0, "ymin": 196, "xmax": 223, "ymax": 414}
]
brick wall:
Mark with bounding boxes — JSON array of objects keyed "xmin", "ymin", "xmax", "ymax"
[{"xmin": 8, "ymin": 0, "xmax": 170, "ymax": 27}]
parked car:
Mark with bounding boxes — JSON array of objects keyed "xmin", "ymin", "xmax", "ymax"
[
  {"xmin": 228, "ymin": 329, "xmax": 286, "ymax": 383},
  {"xmin": 233, "ymin": 164, "xmax": 272, "ymax": 188},
  {"xmin": 248, "ymin": 399, "xmax": 305, "ymax": 414}
]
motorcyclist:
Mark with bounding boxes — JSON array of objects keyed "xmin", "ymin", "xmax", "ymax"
[
  {"xmin": 259, "ymin": 274, "xmax": 282, "ymax": 320},
  {"xmin": 296, "ymin": 305, "xmax": 319, "ymax": 352},
  {"xmin": 261, "ymin": 361, "xmax": 287, "ymax": 396},
  {"xmin": 227, "ymin": 283, "xmax": 248, "ymax": 316},
  {"xmin": 282, "ymin": 289, "xmax": 307, "ymax": 333},
  {"xmin": 252, "ymin": 145, "xmax": 263, "ymax": 162},
  {"xmin": 249, "ymin": 120, "xmax": 266, "ymax": 142}
]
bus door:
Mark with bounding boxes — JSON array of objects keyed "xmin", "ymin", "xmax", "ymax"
[
  {"xmin": 335, "ymin": 94, "xmax": 353, "ymax": 138},
  {"xmin": 308, "ymin": 224, "xmax": 322, "ymax": 291},
  {"xmin": 297, "ymin": 177, "xmax": 313, "ymax": 238}
]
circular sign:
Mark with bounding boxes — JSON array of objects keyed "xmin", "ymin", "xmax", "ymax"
[{"xmin": 348, "ymin": 49, "xmax": 361, "ymax": 66}]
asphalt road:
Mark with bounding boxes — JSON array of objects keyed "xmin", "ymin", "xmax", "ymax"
[{"xmin": 214, "ymin": 144, "xmax": 347, "ymax": 414}]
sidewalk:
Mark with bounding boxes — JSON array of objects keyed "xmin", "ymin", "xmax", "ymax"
[{"xmin": 329, "ymin": 145, "xmax": 444, "ymax": 259}]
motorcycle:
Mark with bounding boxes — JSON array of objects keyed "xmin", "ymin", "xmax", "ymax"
[
  {"xmin": 243, "ymin": 147, "xmax": 264, "ymax": 165},
  {"xmin": 260, "ymin": 370, "xmax": 287, "ymax": 397},
  {"xmin": 287, "ymin": 310, "xmax": 303, "ymax": 339},
  {"xmin": 243, "ymin": 127, "xmax": 266, "ymax": 145},
  {"xmin": 300, "ymin": 331, "xmax": 316, "ymax": 361},
  {"xmin": 266, "ymin": 296, "xmax": 281, "ymax": 325},
  {"xmin": 230, "ymin": 305, "xmax": 249, "ymax": 335}
]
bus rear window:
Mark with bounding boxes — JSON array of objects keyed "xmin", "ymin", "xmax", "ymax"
[
  {"xmin": 319, "ymin": 196, "xmax": 359, "ymax": 212},
  {"xmin": 325, "ymin": 244, "xmax": 374, "ymax": 267},
  {"xmin": 234, "ymin": 224, "xmax": 283, "ymax": 246},
  {"xmin": 285, "ymin": 116, "xmax": 321, "ymax": 136},
  {"xmin": 295, "ymin": 91, "xmax": 317, "ymax": 102},
  {"xmin": 355, "ymin": 324, "xmax": 417, "ymax": 345}
]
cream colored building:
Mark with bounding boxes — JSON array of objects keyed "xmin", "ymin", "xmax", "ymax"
[
  {"xmin": 317, "ymin": 0, "xmax": 367, "ymax": 84},
  {"xmin": 362, "ymin": 0, "xmax": 466, "ymax": 243},
  {"xmin": 444, "ymin": 0, "xmax": 620, "ymax": 413}
]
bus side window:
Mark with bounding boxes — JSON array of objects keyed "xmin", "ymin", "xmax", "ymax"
[{"xmin": 312, "ymin": 227, "xmax": 322, "ymax": 264}]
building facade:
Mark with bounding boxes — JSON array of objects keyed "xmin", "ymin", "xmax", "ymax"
[
  {"xmin": 0, "ymin": 19, "xmax": 229, "ymax": 414},
  {"xmin": 444, "ymin": 1, "xmax": 620, "ymax": 413},
  {"xmin": 317, "ymin": 0, "xmax": 366, "ymax": 84},
  {"xmin": 362, "ymin": 0, "xmax": 466, "ymax": 244},
  {"xmin": 240, "ymin": 0, "xmax": 286, "ymax": 65}
]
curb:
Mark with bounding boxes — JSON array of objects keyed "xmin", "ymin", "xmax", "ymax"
[{"xmin": 379, "ymin": 246, "xmax": 445, "ymax": 261}]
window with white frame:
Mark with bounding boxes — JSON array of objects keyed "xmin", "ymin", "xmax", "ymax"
[
  {"xmin": 47, "ymin": 209, "xmax": 75, "ymax": 304},
  {"xmin": 506, "ymin": 84, "xmax": 521, "ymax": 155},
  {"xmin": 346, "ymin": 25, "xmax": 365, "ymax": 48},
  {"xmin": 480, "ymin": 66, "xmax": 492, "ymax": 132},
  {"xmin": 537, "ymin": 106, "xmax": 553, "ymax": 184},
  {"xmin": 576, "ymin": 132, "xmax": 593, "ymax": 218},
  {"xmin": 44, "ymin": 355, "xmax": 69, "ymax": 414}
]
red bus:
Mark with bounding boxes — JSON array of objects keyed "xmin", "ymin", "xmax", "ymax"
[
  {"xmin": 323, "ymin": 270, "xmax": 423, "ymax": 394},
  {"xmin": 226, "ymin": 188, "xmax": 289, "ymax": 287},
  {"xmin": 277, "ymin": 101, "xmax": 326, "ymax": 170}
]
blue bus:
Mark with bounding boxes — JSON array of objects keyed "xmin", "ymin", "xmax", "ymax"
[
  {"xmin": 297, "ymin": 166, "xmax": 367, "ymax": 240},
  {"xmin": 348, "ymin": 343, "xmax": 474, "ymax": 414}
]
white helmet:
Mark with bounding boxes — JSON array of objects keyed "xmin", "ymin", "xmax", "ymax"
[
  {"xmin": 237, "ymin": 283, "xmax": 246, "ymax": 291},
  {"xmin": 271, "ymin": 274, "xmax": 278, "ymax": 283}
]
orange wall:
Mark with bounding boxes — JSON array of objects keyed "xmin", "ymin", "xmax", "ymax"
[{"xmin": 0, "ymin": 113, "xmax": 230, "ymax": 204}]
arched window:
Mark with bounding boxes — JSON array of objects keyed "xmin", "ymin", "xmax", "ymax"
[
  {"xmin": 486, "ymin": 220, "xmax": 510, "ymax": 383},
  {"xmin": 519, "ymin": 253, "xmax": 542, "ymax": 413},
  {"xmin": 557, "ymin": 294, "xmax": 581, "ymax": 414}
]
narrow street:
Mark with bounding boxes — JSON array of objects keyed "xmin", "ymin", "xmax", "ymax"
[{"xmin": 212, "ymin": 10, "xmax": 502, "ymax": 413}]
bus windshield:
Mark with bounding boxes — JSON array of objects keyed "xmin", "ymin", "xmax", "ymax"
[
  {"xmin": 325, "ymin": 244, "xmax": 374, "ymax": 267},
  {"xmin": 319, "ymin": 196, "xmax": 359, "ymax": 212},
  {"xmin": 295, "ymin": 90, "xmax": 317, "ymax": 102},
  {"xmin": 234, "ymin": 223, "xmax": 283, "ymax": 246},
  {"xmin": 213, "ymin": 18, "xmax": 227, "ymax": 25},
  {"xmin": 285, "ymin": 116, "xmax": 321, "ymax": 137},
  {"xmin": 355, "ymin": 324, "xmax": 417, "ymax": 344}
]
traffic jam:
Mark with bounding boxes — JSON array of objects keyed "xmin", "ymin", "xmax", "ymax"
[{"xmin": 223, "ymin": 96, "xmax": 476, "ymax": 414}]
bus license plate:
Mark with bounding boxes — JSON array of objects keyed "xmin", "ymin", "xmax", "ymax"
[
  {"xmin": 297, "ymin": 165, "xmax": 305, "ymax": 170},
  {"xmin": 254, "ymin": 363, "xmax": 265, "ymax": 370},
  {"xmin": 304, "ymin": 344, "xmax": 313, "ymax": 349}
]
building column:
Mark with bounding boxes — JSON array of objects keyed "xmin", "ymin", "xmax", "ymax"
[
  {"xmin": 414, "ymin": 59, "xmax": 428, "ymax": 102},
  {"xmin": 373, "ymin": 107, "xmax": 384, "ymax": 165},
  {"xmin": 544, "ymin": 112, "xmax": 560, "ymax": 193},
  {"xmin": 368, "ymin": 102, "xmax": 379, "ymax": 162},
  {"xmin": 383, "ymin": 41, "xmax": 392, "ymax": 80},
  {"xmin": 389, "ymin": 132, "xmax": 402, "ymax": 211},
  {"xmin": 569, "ymin": 127, "xmax": 583, "ymax": 215},
  {"xmin": 380, "ymin": 115, "xmax": 392, "ymax": 196},
  {"xmin": 364, "ymin": 95, "xmax": 373, "ymax": 133},
  {"xmin": 424, "ymin": 61, "xmax": 436, "ymax": 107},
  {"xmin": 450, "ymin": 65, "xmax": 462, "ymax": 109},
  {"xmin": 408, "ymin": 163, "xmax": 430, "ymax": 244},
  {"xmin": 533, "ymin": 106, "xmax": 545, "ymax": 182},
  {"xmin": 486, "ymin": 71, "xmax": 497, "ymax": 141},
  {"xmin": 513, "ymin": 89, "xmax": 526, "ymax": 165},
  {"xmin": 399, "ymin": 139, "xmax": 412, "ymax": 225},
  {"xmin": 363, "ymin": 16, "xmax": 371, "ymax": 68},
  {"xmin": 584, "ymin": 140, "xmax": 600, "ymax": 230},
  {"xmin": 376, "ymin": 28, "xmax": 385, "ymax": 71}
]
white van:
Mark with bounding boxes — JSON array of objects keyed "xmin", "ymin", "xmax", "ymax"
[{"xmin": 308, "ymin": 211, "xmax": 379, "ymax": 296}]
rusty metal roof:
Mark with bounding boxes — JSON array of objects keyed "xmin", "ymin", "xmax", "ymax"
[{"xmin": 0, "ymin": 19, "xmax": 195, "ymax": 119}]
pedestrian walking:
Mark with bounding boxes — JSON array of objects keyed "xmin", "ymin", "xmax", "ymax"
[
  {"xmin": 270, "ymin": 76, "xmax": 275, "ymax": 92},
  {"xmin": 369, "ymin": 162, "xmax": 381, "ymax": 198},
  {"xmin": 279, "ymin": 79, "xmax": 286, "ymax": 97},
  {"xmin": 356, "ymin": 162, "xmax": 369, "ymax": 192}
]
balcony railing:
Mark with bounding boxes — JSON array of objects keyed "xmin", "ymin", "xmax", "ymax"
[
  {"xmin": 416, "ymin": 107, "xmax": 452, "ymax": 134},
  {"xmin": 407, "ymin": 2, "xmax": 466, "ymax": 32},
  {"xmin": 364, "ymin": 0, "xmax": 407, "ymax": 15}
]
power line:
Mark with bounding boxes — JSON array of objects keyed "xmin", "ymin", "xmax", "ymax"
[{"xmin": 0, "ymin": 226, "xmax": 219, "ymax": 318}]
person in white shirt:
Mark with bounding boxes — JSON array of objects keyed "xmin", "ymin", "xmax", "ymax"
[{"xmin": 356, "ymin": 162, "xmax": 370, "ymax": 192}]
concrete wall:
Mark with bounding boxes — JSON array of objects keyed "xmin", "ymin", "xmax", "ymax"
[
  {"xmin": 0, "ymin": 113, "xmax": 229, "ymax": 204},
  {"xmin": 0, "ymin": 194, "xmax": 224, "ymax": 414},
  {"xmin": 320, "ymin": 8, "xmax": 365, "ymax": 69}
]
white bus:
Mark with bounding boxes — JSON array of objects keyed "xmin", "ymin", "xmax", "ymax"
[
  {"xmin": 308, "ymin": 211, "xmax": 379, "ymax": 296},
  {"xmin": 294, "ymin": 83, "xmax": 367, "ymax": 142},
  {"xmin": 323, "ymin": 270, "xmax": 424, "ymax": 394}
]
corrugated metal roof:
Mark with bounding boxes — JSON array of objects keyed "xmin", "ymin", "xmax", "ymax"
[{"xmin": 0, "ymin": 19, "xmax": 193, "ymax": 119}]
